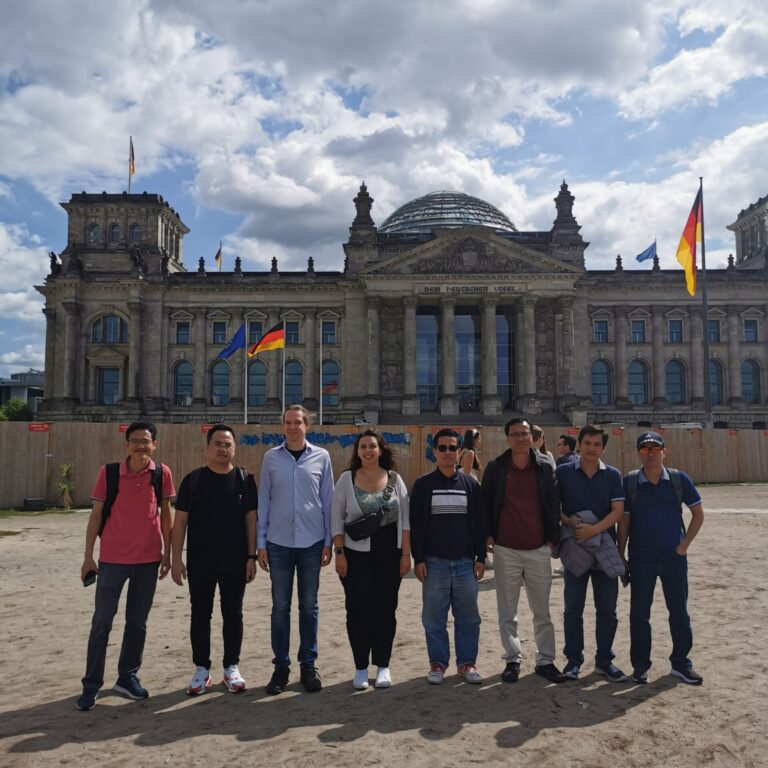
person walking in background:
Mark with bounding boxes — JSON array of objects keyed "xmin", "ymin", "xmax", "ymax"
[
  {"xmin": 483, "ymin": 418, "xmax": 566, "ymax": 685},
  {"xmin": 458, "ymin": 428, "xmax": 483, "ymax": 480},
  {"xmin": 332, "ymin": 430, "xmax": 411, "ymax": 690},
  {"xmin": 410, "ymin": 428, "xmax": 486, "ymax": 686},
  {"xmin": 618, "ymin": 432, "xmax": 705, "ymax": 685},
  {"xmin": 257, "ymin": 405, "xmax": 334, "ymax": 694},
  {"xmin": 556, "ymin": 434, "xmax": 578, "ymax": 466},
  {"xmin": 531, "ymin": 425, "xmax": 556, "ymax": 468},
  {"xmin": 171, "ymin": 424, "xmax": 257, "ymax": 695},
  {"xmin": 77, "ymin": 421, "xmax": 175, "ymax": 711}
]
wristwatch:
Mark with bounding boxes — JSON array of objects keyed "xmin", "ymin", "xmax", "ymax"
[
  {"xmin": 247, "ymin": 554, "xmax": 258, "ymax": 560},
  {"xmin": 334, "ymin": 546, "xmax": 345, "ymax": 555}
]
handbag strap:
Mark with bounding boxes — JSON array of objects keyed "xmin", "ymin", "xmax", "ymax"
[{"xmin": 381, "ymin": 471, "xmax": 396, "ymax": 504}]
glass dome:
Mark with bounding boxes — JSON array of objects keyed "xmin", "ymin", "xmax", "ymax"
[{"xmin": 378, "ymin": 190, "xmax": 517, "ymax": 234}]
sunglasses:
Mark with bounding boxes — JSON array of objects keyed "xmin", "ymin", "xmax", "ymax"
[
  {"xmin": 436, "ymin": 444, "xmax": 459, "ymax": 453},
  {"xmin": 638, "ymin": 445, "xmax": 663, "ymax": 455}
]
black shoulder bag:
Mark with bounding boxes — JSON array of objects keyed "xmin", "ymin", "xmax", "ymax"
[{"xmin": 344, "ymin": 471, "xmax": 397, "ymax": 541}]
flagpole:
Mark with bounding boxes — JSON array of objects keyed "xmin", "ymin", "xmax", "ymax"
[
  {"xmin": 243, "ymin": 341, "xmax": 248, "ymax": 425},
  {"xmin": 318, "ymin": 316, "xmax": 323, "ymax": 426},
  {"xmin": 128, "ymin": 136, "xmax": 132, "ymax": 194},
  {"xmin": 281, "ymin": 318, "xmax": 286, "ymax": 410},
  {"xmin": 699, "ymin": 177, "xmax": 713, "ymax": 428}
]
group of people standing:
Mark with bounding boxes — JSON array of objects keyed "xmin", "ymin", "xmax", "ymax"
[{"xmin": 76, "ymin": 410, "xmax": 704, "ymax": 711}]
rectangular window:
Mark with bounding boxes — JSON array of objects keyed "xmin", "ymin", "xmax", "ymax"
[
  {"xmin": 708, "ymin": 319, "xmax": 721, "ymax": 343},
  {"xmin": 98, "ymin": 368, "xmax": 120, "ymax": 405},
  {"xmin": 631, "ymin": 320, "xmax": 646, "ymax": 343},
  {"xmin": 668, "ymin": 319, "xmax": 683, "ymax": 343},
  {"xmin": 212, "ymin": 321, "xmax": 227, "ymax": 344},
  {"xmin": 176, "ymin": 321, "xmax": 190, "ymax": 345},
  {"xmin": 744, "ymin": 318, "xmax": 758, "ymax": 343},
  {"xmin": 593, "ymin": 319, "xmax": 608, "ymax": 343},
  {"xmin": 248, "ymin": 321, "xmax": 263, "ymax": 346},
  {"xmin": 322, "ymin": 320, "xmax": 336, "ymax": 345},
  {"xmin": 286, "ymin": 321, "xmax": 299, "ymax": 345}
]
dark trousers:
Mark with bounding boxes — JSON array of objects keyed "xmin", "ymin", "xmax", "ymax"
[
  {"xmin": 82, "ymin": 561, "xmax": 159, "ymax": 693},
  {"xmin": 629, "ymin": 552, "xmax": 692, "ymax": 673},
  {"xmin": 188, "ymin": 567, "xmax": 246, "ymax": 670},
  {"xmin": 563, "ymin": 567, "xmax": 618, "ymax": 667},
  {"xmin": 340, "ymin": 523, "xmax": 402, "ymax": 669}
]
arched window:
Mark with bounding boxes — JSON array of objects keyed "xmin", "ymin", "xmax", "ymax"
[
  {"xmin": 709, "ymin": 359, "xmax": 724, "ymax": 405},
  {"xmin": 92, "ymin": 315, "xmax": 128, "ymax": 343},
  {"xmin": 248, "ymin": 360, "xmax": 267, "ymax": 406},
  {"xmin": 628, "ymin": 360, "xmax": 648, "ymax": 405},
  {"xmin": 210, "ymin": 361, "xmax": 230, "ymax": 406},
  {"xmin": 665, "ymin": 360, "xmax": 686, "ymax": 404},
  {"xmin": 129, "ymin": 224, "xmax": 142, "ymax": 243},
  {"xmin": 591, "ymin": 360, "xmax": 611, "ymax": 405},
  {"xmin": 88, "ymin": 223, "xmax": 101, "ymax": 243},
  {"xmin": 174, "ymin": 361, "xmax": 193, "ymax": 406},
  {"xmin": 741, "ymin": 359, "xmax": 761, "ymax": 404},
  {"xmin": 285, "ymin": 360, "xmax": 303, "ymax": 405},
  {"xmin": 322, "ymin": 360, "xmax": 339, "ymax": 407},
  {"xmin": 109, "ymin": 224, "xmax": 121, "ymax": 243}
]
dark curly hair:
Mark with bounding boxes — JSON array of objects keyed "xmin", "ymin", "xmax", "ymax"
[{"xmin": 348, "ymin": 429, "xmax": 396, "ymax": 472}]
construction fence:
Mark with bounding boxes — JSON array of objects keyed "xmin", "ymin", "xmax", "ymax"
[{"xmin": 1, "ymin": 421, "xmax": 766, "ymax": 509}]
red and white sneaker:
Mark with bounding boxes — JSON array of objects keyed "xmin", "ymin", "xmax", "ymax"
[
  {"xmin": 223, "ymin": 665, "xmax": 246, "ymax": 693},
  {"xmin": 186, "ymin": 666, "xmax": 212, "ymax": 695}
]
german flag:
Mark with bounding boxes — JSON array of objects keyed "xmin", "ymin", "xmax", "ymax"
[
  {"xmin": 214, "ymin": 242, "xmax": 222, "ymax": 271},
  {"xmin": 322, "ymin": 381, "xmax": 338, "ymax": 394},
  {"xmin": 129, "ymin": 137, "xmax": 135, "ymax": 176},
  {"xmin": 248, "ymin": 322, "xmax": 284, "ymax": 357},
  {"xmin": 675, "ymin": 187, "xmax": 702, "ymax": 296}
]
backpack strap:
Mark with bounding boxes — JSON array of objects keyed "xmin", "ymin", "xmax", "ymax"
[
  {"xmin": 667, "ymin": 468, "xmax": 687, "ymax": 533},
  {"xmin": 626, "ymin": 469, "xmax": 640, "ymax": 512},
  {"xmin": 152, "ymin": 462, "xmax": 163, "ymax": 510},
  {"xmin": 98, "ymin": 462, "xmax": 121, "ymax": 537}
]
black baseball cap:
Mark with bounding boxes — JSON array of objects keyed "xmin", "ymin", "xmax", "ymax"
[{"xmin": 637, "ymin": 431, "xmax": 664, "ymax": 450}]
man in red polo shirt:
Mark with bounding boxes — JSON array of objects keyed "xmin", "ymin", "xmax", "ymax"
[
  {"xmin": 482, "ymin": 418, "xmax": 565, "ymax": 684},
  {"xmin": 76, "ymin": 421, "xmax": 175, "ymax": 711}
]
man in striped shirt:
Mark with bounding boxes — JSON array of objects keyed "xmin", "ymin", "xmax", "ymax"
[{"xmin": 410, "ymin": 428, "xmax": 486, "ymax": 686}]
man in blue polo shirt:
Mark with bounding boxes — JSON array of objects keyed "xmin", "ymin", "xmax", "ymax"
[
  {"xmin": 618, "ymin": 432, "xmax": 704, "ymax": 685},
  {"xmin": 555, "ymin": 424, "xmax": 626, "ymax": 682}
]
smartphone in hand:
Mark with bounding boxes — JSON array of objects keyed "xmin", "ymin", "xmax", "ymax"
[{"xmin": 83, "ymin": 570, "xmax": 97, "ymax": 587}]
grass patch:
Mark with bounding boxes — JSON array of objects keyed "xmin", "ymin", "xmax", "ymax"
[{"xmin": 0, "ymin": 508, "xmax": 80, "ymax": 519}]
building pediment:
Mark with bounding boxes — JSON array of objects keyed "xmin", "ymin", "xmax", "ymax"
[
  {"xmin": 87, "ymin": 346, "xmax": 128, "ymax": 365},
  {"xmin": 361, "ymin": 230, "xmax": 581, "ymax": 277}
]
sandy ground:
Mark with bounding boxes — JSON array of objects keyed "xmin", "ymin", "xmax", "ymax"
[{"xmin": 0, "ymin": 484, "xmax": 766, "ymax": 768}]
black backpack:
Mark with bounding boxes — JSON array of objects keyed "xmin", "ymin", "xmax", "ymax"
[{"xmin": 99, "ymin": 462, "xmax": 163, "ymax": 537}]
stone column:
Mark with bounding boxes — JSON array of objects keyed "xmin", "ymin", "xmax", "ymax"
[
  {"xmin": 401, "ymin": 298, "xmax": 420, "ymax": 415},
  {"xmin": 364, "ymin": 299, "xmax": 381, "ymax": 422},
  {"xmin": 303, "ymin": 309, "xmax": 317, "ymax": 409},
  {"xmin": 614, "ymin": 307, "xmax": 630, "ymax": 406},
  {"xmin": 519, "ymin": 295, "xmax": 538, "ymax": 412},
  {"xmin": 62, "ymin": 300, "xmax": 80, "ymax": 401},
  {"xmin": 42, "ymin": 307, "xmax": 57, "ymax": 400},
  {"xmin": 558, "ymin": 296, "xmax": 577, "ymax": 408},
  {"xmin": 652, "ymin": 307, "xmax": 667, "ymax": 406},
  {"xmin": 127, "ymin": 300, "xmax": 142, "ymax": 401},
  {"xmin": 689, "ymin": 308, "xmax": 704, "ymax": 407},
  {"xmin": 727, "ymin": 306, "xmax": 743, "ymax": 404},
  {"xmin": 439, "ymin": 297, "xmax": 458, "ymax": 415},
  {"xmin": 229, "ymin": 312, "xmax": 245, "ymax": 408},
  {"xmin": 266, "ymin": 310, "xmax": 281, "ymax": 409},
  {"xmin": 193, "ymin": 307, "xmax": 207, "ymax": 405},
  {"xmin": 480, "ymin": 296, "xmax": 500, "ymax": 415}
]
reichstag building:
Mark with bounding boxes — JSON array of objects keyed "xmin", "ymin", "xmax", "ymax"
[{"xmin": 37, "ymin": 183, "xmax": 767, "ymax": 427}]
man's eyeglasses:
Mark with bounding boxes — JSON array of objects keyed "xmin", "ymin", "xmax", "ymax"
[
  {"xmin": 639, "ymin": 445, "xmax": 662, "ymax": 455},
  {"xmin": 128, "ymin": 439, "xmax": 153, "ymax": 446},
  {"xmin": 211, "ymin": 441, "xmax": 234, "ymax": 449},
  {"xmin": 436, "ymin": 444, "xmax": 458, "ymax": 453},
  {"xmin": 508, "ymin": 432, "xmax": 531, "ymax": 439}
]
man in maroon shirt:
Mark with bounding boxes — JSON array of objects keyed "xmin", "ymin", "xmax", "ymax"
[{"xmin": 482, "ymin": 418, "xmax": 565, "ymax": 684}]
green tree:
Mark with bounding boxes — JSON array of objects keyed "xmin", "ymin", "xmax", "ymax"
[{"xmin": 3, "ymin": 398, "xmax": 35, "ymax": 421}]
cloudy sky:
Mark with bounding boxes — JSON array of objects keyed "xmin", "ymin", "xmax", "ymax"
[{"xmin": 1, "ymin": 0, "xmax": 766, "ymax": 378}]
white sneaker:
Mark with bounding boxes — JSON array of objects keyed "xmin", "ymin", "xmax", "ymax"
[
  {"xmin": 353, "ymin": 669, "xmax": 369, "ymax": 690},
  {"xmin": 223, "ymin": 665, "xmax": 246, "ymax": 693},
  {"xmin": 186, "ymin": 666, "xmax": 212, "ymax": 695},
  {"xmin": 374, "ymin": 667, "xmax": 391, "ymax": 688},
  {"xmin": 427, "ymin": 663, "xmax": 445, "ymax": 685}
]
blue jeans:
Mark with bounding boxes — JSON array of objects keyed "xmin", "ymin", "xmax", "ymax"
[
  {"xmin": 629, "ymin": 551, "xmax": 692, "ymax": 673},
  {"xmin": 82, "ymin": 561, "xmax": 159, "ymax": 693},
  {"xmin": 563, "ymin": 567, "xmax": 618, "ymax": 667},
  {"xmin": 421, "ymin": 557, "xmax": 481, "ymax": 668},
  {"xmin": 267, "ymin": 540, "xmax": 323, "ymax": 667}
]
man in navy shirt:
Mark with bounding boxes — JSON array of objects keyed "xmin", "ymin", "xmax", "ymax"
[
  {"xmin": 555, "ymin": 424, "xmax": 627, "ymax": 682},
  {"xmin": 618, "ymin": 432, "xmax": 704, "ymax": 685}
]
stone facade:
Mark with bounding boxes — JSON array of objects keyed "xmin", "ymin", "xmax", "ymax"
[{"xmin": 36, "ymin": 185, "xmax": 768, "ymax": 427}]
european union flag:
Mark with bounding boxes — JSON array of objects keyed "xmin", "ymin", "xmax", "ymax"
[
  {"xmin": 636, "ymin": 241, "xmax": 656, "ymax": 263},
  {"xmin": 217, "ymin": 323, "xmax": 246, "ymax": 359}
]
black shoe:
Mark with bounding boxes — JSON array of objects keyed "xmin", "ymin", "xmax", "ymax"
[
  {"xmin": 632, "ymin": 669, "xmax": 648, "ymax": 684},
  {"xmin": 535, "ymin": 663, "xmax": 567, "ymax": 684},
  {"xmin": 562, "ymin": 660, "xmax": 581, "ymax": 680},
  {"xmin": 266, "ymin": 665, "xmax": 290, "ymax": 695},
  {"xmin": 671, "ymin": 666, "xmax": 703, "ymax": 685},
  {"xmin": 113, "ymin": 673, "xmax": 149, "ymax": 700},
  {"xmin": 75, "ymin": 690, "xmax": 98, "ymax": 711},
  {"xmin": 501, "ymin": 661, "xmax": 520, "ymax": 683},
  {"xmin": 595, "ymin": 662, "xmax": 628, "ymax": 682},
  {"xmin": 300, "ymin": 665, "xmax": 322, "ymax": 692}
]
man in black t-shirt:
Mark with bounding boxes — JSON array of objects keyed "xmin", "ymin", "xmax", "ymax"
[{"xmin": 171, "ymin": 424, "xmax": 258, "ymax": 694}]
